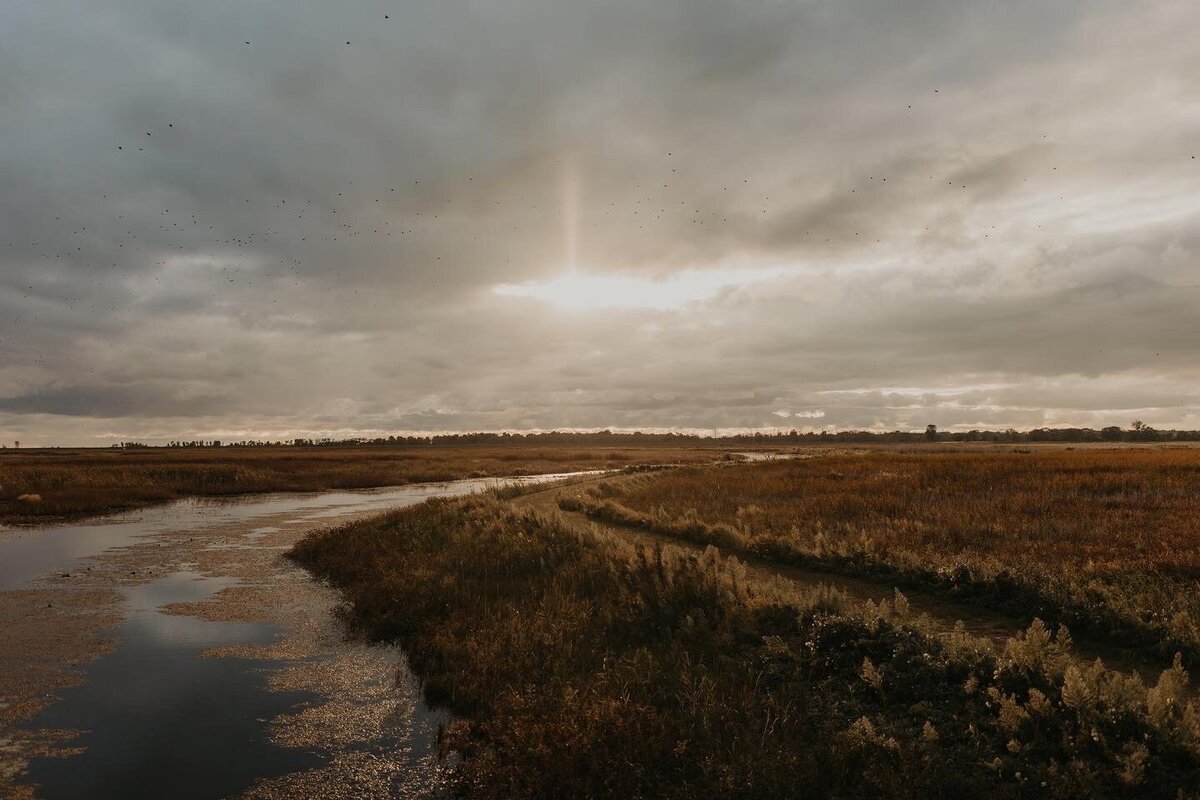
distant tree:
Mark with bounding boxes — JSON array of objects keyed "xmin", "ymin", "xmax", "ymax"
[
  {"xmin": 1130, "ymin": 420, "xmax": 1159, "ymax": 442},
  {"xmin": 925, "ymin": 424, "xmax": 937, "ymax": 442},
  {"xmin": 1100, "ymin": 426, "xmax": 1124, "ymax": 441}
]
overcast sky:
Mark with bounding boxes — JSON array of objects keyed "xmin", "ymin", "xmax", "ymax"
[{"xmin": 2, "ymin": 0, "xmax": 1198, "ymax": 445}]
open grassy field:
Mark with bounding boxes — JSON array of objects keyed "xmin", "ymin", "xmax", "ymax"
[
  {"xmin": 14, "ymin": 442, "xmax": 1199, "ymax": 795},
  {"xmin": 0, "ymin": 444, "xmax": 720, "ymax": 524},
  {"xmin": 564, "ymin": 447, "xmax": 1200, "ymax": 661},
  {"xmin": 291, "ymin": 494, "xmax": 1200, "ymax": 799}
]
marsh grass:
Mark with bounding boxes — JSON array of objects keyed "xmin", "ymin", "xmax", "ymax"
[
  {"xmin": 291, "ymin": 496, "xmax": 1200, "ymax": 799},
  {"xmin": 0, "ymin": 445, "xmax": 714, "ymax": 524},
  {"xmin": 566, "ymin": 449, "xmax": 1200, "ymax": 661}
]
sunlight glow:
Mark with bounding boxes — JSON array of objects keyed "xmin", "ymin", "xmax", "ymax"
[
  {"xmin": 493, "ymin": 267, "xmax": 789, "ymax": 312},
  {"xmin": 563, "ymin": 158, "xmax": 579, "ymax": 273}
]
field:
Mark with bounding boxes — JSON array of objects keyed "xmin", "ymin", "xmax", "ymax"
[
  {"xmin": 0, "ymin": 444, "xmax": 720, "ymax": 524},
  {"xmin": 564, "ymin": 447, "xmax": 1200, "ymax": 661},
  {"xmin": 11, "ymin": 442, "xmax": 1200, "ymax": 796},
  {"xmin": 292, "ymin": 492, "xmax": 1200, "ymax": 799}
]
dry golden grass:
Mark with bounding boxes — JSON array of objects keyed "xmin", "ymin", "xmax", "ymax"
[
  {"xmin": 291, "ymin": 495, "xmax": 1200, "ymax": 799},
  {"xmin": 0, "ymin": 444, "xmax": 718, "ymax": 524},
  {"xmin": 616, "ymin": 448, "xmax": 1200, "ymax": 573},
  {"xmin": 572, "ymin": 447, "xmax": 1200, "ymax": 658}
]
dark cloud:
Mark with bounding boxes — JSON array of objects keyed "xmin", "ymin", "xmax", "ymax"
[
  {"xmin": 1, "ymin": 0, "xmax": 1198, "ymax": 444},
  {"xmin": 0, "ymin": 385, "xmax": 231, "ymax": 418}
]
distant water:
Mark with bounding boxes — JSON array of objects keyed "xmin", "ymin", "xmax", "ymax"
[{"xmin": 0, "ymin": 472, "xmax": 600, "ymax": 591}]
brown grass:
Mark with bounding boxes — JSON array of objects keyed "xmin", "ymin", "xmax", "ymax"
[
  {"xmin": 0, "ymin": 445, "xmax": 718, "ymax": 524},
  {"xmin": 568, "ymin": 448, "xmax": 1200, "ymax": 658},
  {"xmin": 612, "ymin": 449, "xmax": 1200, "ymax": 572},
  {"xmin": 291, "ymin": 495, "xmax": 1200, "ymax": 799}
]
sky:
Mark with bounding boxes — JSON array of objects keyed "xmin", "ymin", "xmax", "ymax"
[{"xmin": 2, "ymin": 0, "xmax": 1198, "ymax": 446}]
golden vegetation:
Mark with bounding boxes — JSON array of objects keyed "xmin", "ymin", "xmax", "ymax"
[
  {"xmin": 565, "ymin": 448, "xmax": 1200, "ymax": 659},
  {"xmin": 0, "ymin": 445, "xmax": 715, "ymax": 524},
  {"xmin": 291, "ymin": 495, "xmax": 1200, "ymax": 799}
]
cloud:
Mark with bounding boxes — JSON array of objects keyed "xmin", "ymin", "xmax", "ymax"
[
  {"xmin": 0, "ymin": 385, "xmax": 231, "ymax": 418},
  {"xmin": 493, "ymin": 267, "xmax": 788, "ymax": 311},
  {"xmin": 1, "ymin": 0, "xmax": 1199, "ymax": 444}
]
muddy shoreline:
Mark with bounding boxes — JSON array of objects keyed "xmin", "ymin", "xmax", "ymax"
[{"xmin": 0, "ymin": 480, "xmax": 570, "ymax": 799}]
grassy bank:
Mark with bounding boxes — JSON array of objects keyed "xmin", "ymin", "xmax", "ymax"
[
  {"xmin": 0, "ymin": 445, "xmax": 715, "ymax": 524},
  {"xmin": 291, "ymin": 496, "xmax": 1200, "ymax": 799},
  {"xmin": 561, "ymin": 449, "xmax": 1200, "ymax": 662}
]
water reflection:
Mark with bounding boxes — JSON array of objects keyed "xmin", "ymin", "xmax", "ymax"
[
  {"xmin": 5, "ymin": 471, "xmax": 599, "ymax": 798},
  {"xmin": 0, "ymin": 519, "xmax": 153, "ymax": 592},
  {"xmin": 24, "ymin": 570, "xmax": 320, "ymax": 800},
  {"xmin": 0, "ymin": 471, "xmax": 601, "ymax": 591}
]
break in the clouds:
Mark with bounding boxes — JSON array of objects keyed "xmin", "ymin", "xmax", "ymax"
[{"xmin": 1, "ymin": 0, "xmax": 1198, "ymax": 445}]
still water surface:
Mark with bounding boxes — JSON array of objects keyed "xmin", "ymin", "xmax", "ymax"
[
  {"xmin": 0, "ymin": 473, "xmax": 590, "ymax": 591},
  {"xmin": 25, "ymin": 570, "xmax": 318, "ymax": 799},
  {"xmin": 1, "ymin": 472, "xmax": 594, "ymax": 799}
]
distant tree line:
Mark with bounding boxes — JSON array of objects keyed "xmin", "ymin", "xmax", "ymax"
[
  {"xmin": 101, "ymin": 422, "xmax": 1200, "ymax": 449},
  {"xmin": 113, "ymin": 440, "xmax": 223, "ymax": 448}
]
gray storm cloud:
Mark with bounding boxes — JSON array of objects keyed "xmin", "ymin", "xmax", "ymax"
[{"xmin": 1, "ymin": 0, "xmax": 1198, "ymax": 445}]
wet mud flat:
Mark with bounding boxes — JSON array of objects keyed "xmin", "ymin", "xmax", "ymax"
[{"xmin": 0, "ymin": 479, "xmax": 578, "ymax": 799}]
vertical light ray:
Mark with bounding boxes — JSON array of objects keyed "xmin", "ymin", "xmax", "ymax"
[{"xmin": 562, "ymin": 157, "xmax": 578, "ymax": 274}]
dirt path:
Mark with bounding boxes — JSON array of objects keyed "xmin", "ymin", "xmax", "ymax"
[
  {"xmin": 512, "ymin": 473, "xmax": 1021, "ymax": 646},
  {"xmin": 511, "ymin": 471, "xmax": 1170, "ymax": 682}
]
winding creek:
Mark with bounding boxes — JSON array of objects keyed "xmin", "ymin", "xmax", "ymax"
[{"xmin": 0, "ymin": 473, "xmax": 596, "ymax": 800}]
